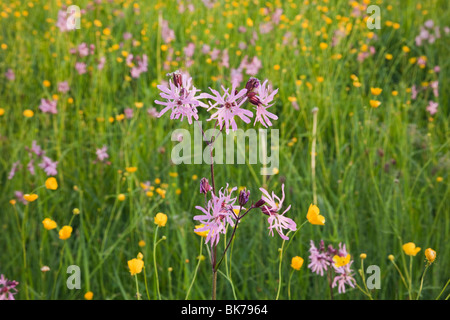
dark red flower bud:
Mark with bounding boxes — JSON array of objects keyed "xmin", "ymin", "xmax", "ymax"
[
  {"xmin": 239, "ymin": 189, "xmax": 250, "ymax": 206},
  {"xmin": 247, "ymin": 92, "xmax": 261, "ymax": 106},
  {"xmin": 173, "ymin": 72, "xmax": 183, "ymax": 88},
  {"xmin": 200, "ymin": 177, "xmax": 211, "ymax": 194},
  {"xmin": 254, "ymin": 198, "xmax": 265, "ymax": 208},
  {"xmin": 245, "ymin": 77, "xmax": 260, "ymax": 92}
]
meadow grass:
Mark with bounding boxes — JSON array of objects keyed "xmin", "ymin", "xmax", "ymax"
[{"xmin": 0, "ymin": 0, "xmax": 448, "ymax": 300}]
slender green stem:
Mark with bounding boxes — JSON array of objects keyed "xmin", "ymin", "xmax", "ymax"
[
  {"xmin": 416, "ymin": 264, "xmax": 430, "ymax": 300},
  {"xmin": 409, "ymin": 256, "xmax": 413, "ymax": 300},
  {"xmin": 436, "ymin": 279, "xmax": 450, "ymax": 300},
  {"xmin": 153, "ymin": 226, "xmax": 161, "ymax": 300},
  {"xmin": 390, "ymin": 259, "xmax": 409, "ymax": 291},
  {"xmin": 287, "ymin": 269, "xmax": 294, "ymax": 300},
  {"xmin": 135, "ymin": 274, "xmax": 141, "ymax": 300},
  {"xmin": 186, "ymin": 239, "xmax": 203, "ymax": 300},
  {"xmin": 275, "ymin": 231, "xmax": 291, "ymax": 300},
  {"xmin": 143, "ymin": 267, "xmax": 151, "ymax": 300}
]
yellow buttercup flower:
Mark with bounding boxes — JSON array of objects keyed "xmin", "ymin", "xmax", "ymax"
[
  {"xmin": 84, "ymin": 291, "xmax": 94, "ymax": 300},
  {"xmin": 45, "ymin": 177, "xmax": 58, "ymax": 190},
  {"xmin": 128, "ymin": 258, "xmax": 144, "ymax": 276},
  {"xmin": 43, "ymin": 80, "xmax": 51, "ymax": 87},
  {"xmin": 425, "ymin": 248, "xmax": 436, "ymax": 264},
  {"xmin": 370, "ymin": 100, "xmax": 381, "ymax": 108},
  {"xmin": 59, "ymin": 226, "xmax": 73, "ymax": 240},
  {"xmin": 138, "ymin": 240, "xmax": 146, "ymax": 247},
  {"xmin": 23, "ymin": 194, "xmax": 38, "ymax": 202},
  {"xmin": 291, "ymin": 256, "xmax": 304, "ymax": 270},
  {"xmin": 333, "ymin": 254, "xmax": 351, "ymax": 267},
  {"xmin": 306, "ymin": 204, "xmax": 325, "ymax": 225},
  {"xmin": 319, "ymin": 42, "xmax": 328, "ymax": 50},
  {"xmin": 137, "ymin": 252, "xmax": 144, "ymax": 260},
  {"xmin": 126, "ymin": 167, "xmax": 137, "ymax": 173},
  {"xmin": 117, "ymin": 194, "xmax": 126, "ymax": 201},
  {"xmin": 42, "ymin": 218, "xmax": 57, "ymax": 230},
  {"xmin": 371, "ymin": 87, "xmax": 382, "ymax": 95},
  {"xmin": 194, "ymin": 224, "xmax": 209, "ymax": 238},
  {"xmin": 23, "ymin": 109, "xmax": 34, "ymax": 118},
  {"xmin": 0, "ymin": 108, "xmax": 5, "ymax": 116},
  {"xmin": 154, "ymin": 212, "xmax": 168, "ymax": 227},
  {"xmin": 402, "ymin": 242, "xmax": 421, "ymax": 256}
]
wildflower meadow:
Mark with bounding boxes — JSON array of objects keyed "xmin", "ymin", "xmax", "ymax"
[{"xmin": 0, "ymin": 0, "xmax": 449, "ymax": 303}]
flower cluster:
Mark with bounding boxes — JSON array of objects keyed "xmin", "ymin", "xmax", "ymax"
[
  {"xmin": 8, "ymin": 141, "xmax": 58, "ymax": 180},
  {"xmin": 194, "ymin": 183, "xmax": 296, "ymax": 248},
  {"xmin": 154, "ymin": 70, "xmax": 280, "ymax": 132},
  {"xmin": 308, "ymin": 240, "xmax": 356, "ymax": 294}
]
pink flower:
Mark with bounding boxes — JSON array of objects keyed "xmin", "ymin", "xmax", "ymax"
[
  {"xmin": 39, "ymin": 99, "xmax": 58, "ymax": 114},
  {"xmin": 58, "ymin": 81, "xmax": 70, "ymax": 93},
  {"xmin": 230, "ymin": 68, "xmax": 243, "ymax": 87},
  {"xmin": 253, "ymin": 80, "xmax": 279, "ymax": 128},
  {"xmin": 124, "ymin": 108, "xmax": 133, "ymax": 119},
  {"xmin": 194, "ymin": 194, "xmax": 232, "ymax": 248},
  {"xmin": 184, "ymin": 43, "xmax": 195, "ymax": 58},
  {"xmin": 75, "ymin": 62, "xmax": 87, "ymax": 75},
  {"xmin": 259, "ymin": 184, "xmax": 296, "ymax": 240},
  {"xmin": 97, "ymin": 56, "xmax": 106, "ymax": 70},
  {"xmin": 8, "ymin": 161, "xmax": 21, "ymax": 180},
  {"xmin": 430, "ymin": 81, "xmax": 439, "ymax": 97},
  {"xmin": 332, "ymin": 261, "xmax": 356, "ymax": 294},
  {"xmin": 0, "ymin": 274, "xmax": 19, "ymax": 300},
  {"xmin": 30, "ymin": 140, "xmax": 45, "ymax": 157},
  {"xmin": 123, "ymin": 32, "xmax": 132, "ymax": 40},
  {"xmin": 155, "ymin": 71, "xmax": 207, "ymax": 124},
  {"xmin": 161, "ymin": 18, "xmax": 175, "ymax": 43},
  {"xmin": 96, "ymin": 145, "xmax": 109, "ymax": 162},
  {"xmin": 38, "ymin": 156, "xmax": 58, "ymax": 176},
  {"xmin": 426, "ymin": 101, "xmax": 438, "ymax": 115},
  {"xmin": 5, "ymin": 68, "xmax": 15, "ymax": 81},
  {"xmin": 204, "ymin": 85, "xmax": 252, "ymax": 133},
  {"xmin": 130, "ymin": 54, "xmax": 148, "ymax": 78},
  {"xmin": 78, "ymin": 42, "xmax": 90, "ymax": 57},
  {"xmin": 308, "ymin": 240, "xmax": 332, "ymax": 276}
]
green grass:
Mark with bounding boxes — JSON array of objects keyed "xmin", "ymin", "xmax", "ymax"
[{"xmin": 0, "ymin": 0, "xmax": 448, "ymax": 300}]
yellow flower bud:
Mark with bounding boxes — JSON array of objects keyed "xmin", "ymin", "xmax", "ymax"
[
  {"xmin": 425, "ymin": 248, "xmax": 436, "ymax": 264},
  {"xmin": 291, "ymin": 256, "xmax": 304, "ymax": 270}
]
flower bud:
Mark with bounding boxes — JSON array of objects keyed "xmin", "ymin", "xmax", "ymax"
[
  {"xmin": 360, "ymin": 253, "xmax": 367, "ymax": 260},
  {"xmin": 388, "ymin": 254, "xmax": 395, "ymax": 261},
  {"xmin": 200, "ymin": 177, "xmax": 211, "ymax": 194},
  {"xmin": 173, "ymin": 71, "xmax": 183, "ymax": 88},
  {"xmin": 245, "ymin": 77, "xmax": 260, "ymax": 92},
  {"xmin": 425, "ymin": 248, "xmax": 436, "ymax": 264},
  {"xmin": 239, "ymin": 188, "xmax": 250, "ymax": 206},
  {"xmin": 254, "ymin": 198, "xmax": 265, "ymax": 208},
  {"xmin": 247, "ymin": 91, "xmax": 261, "ymax": 106}
]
